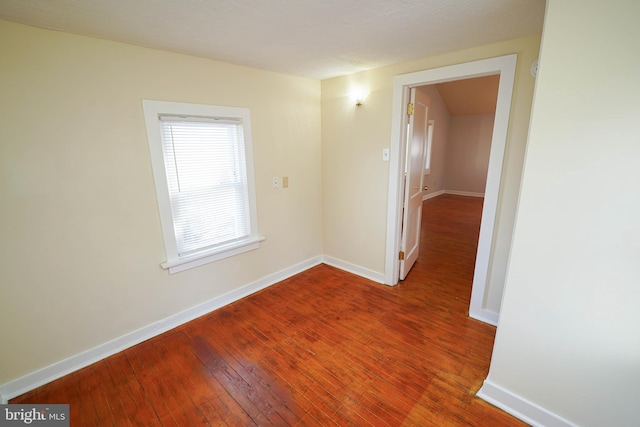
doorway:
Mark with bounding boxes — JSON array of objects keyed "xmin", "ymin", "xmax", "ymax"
[{"xmin": 384, "ymin": 55, "xmax": 517, "ymax": 325}]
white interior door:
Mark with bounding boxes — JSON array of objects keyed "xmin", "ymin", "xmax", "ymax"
[{"xmin": 399, "ymin": 88, "xmax": 429, "ymax": 280}]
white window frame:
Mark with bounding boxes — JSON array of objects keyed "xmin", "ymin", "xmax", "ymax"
[
  {"xmin": 142, "ymin": 100, "xmax": 263, "ymax": 274},
  {"xmin": 424, "ymin": 120, "xmax": 435, "ymax": 174}
]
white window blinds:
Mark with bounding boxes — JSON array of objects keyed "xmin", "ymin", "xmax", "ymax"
[{"xmin": 159, "ymin": 115, "xmax": 251, "ymax": 256}]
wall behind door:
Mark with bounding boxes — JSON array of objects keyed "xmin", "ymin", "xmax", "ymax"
[{"xmin": 445, "ymin": 114, "xmax": 495, "ymax": 195}]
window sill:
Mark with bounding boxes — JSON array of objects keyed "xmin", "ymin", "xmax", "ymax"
[{"xmin": 161, "ymin": 236, "xmax": 266, "ymax": 274}]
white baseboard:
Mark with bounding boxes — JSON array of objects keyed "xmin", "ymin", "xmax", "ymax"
[
  {"xmin": 422, "ymin": 190, "xmax": 484, "ymax": 201},
  {"xmin": 422, "ymin": 189, "xmax": 446, "ymax": 201},
  {"xmin": 445, "ymin": 190, "xmax": 485, "ymax": 198},
  {"xmin": 0, "ymin": 256, "xmax": 323, "ymax": 403},
  {"xmin": 469, "ymin": 307, "xmax": 499, "ymax": 326},
  {"xmin": 478, "ymin": 379, "xmax": 577, "ymax": 427},
  {"xmin": 321, "ymin": 255, "xmax": 386, "ymax": 285}
]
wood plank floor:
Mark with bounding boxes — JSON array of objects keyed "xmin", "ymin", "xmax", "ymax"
[{"xmin": 11, "ymin": 194, "xmax": 526, "ymax": 426}]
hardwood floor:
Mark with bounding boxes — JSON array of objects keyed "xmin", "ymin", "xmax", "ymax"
[{"xmin": 11, "ymin": 194, "xmax": 525, "ymax": 426}]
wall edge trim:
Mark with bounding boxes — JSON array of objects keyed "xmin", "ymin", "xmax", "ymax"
[
  {"xmin": 469, "ymin": 307, "xmax": 499, "ymax": 326},
  {"xmin": 321, "ymin": 256, "xmax": 386, "ymax": 285},
  {"xmin": 445, "ymin": 190, "xmax": 485, "ymax": 198},
  {"xmin": 422, "ymin": 189, "xmax": 446, "ymax": 201},
  {"xmin": 0, "ymin": 256, "xmax": 323, "ymax": 401},
  {"xmin": 477, "ymin": 379, "xmax": 577, "ymax": 427}
]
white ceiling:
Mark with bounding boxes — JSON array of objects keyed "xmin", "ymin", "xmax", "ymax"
[{"xmin": 0, "ymin": 0, "xmax": 546, "ymax": 80}]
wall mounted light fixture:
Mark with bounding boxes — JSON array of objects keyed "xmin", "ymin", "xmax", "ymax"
[{"xmin": 350, "ymin": 90, "xmax": 369, "ymax": 107}]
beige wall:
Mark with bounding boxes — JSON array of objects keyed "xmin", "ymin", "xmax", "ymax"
[
  {"xmin": 0, "ymin": 18, "xmax": 541, "ymax": 390},
  {"xmin": 322, "ymin": 35, "xmax": 541, "ymax": 314},
  {"xmin": 419, "ymin": 86, "xmax": 449, "ymax": 197},
  {"xmin": 0, "ymin": 20, "xmax": 322, "ymax": 384},
  {"xmin": 444, "ymin": 114, "xmax": 495, "ymax": 194},
  {"xmin": 487, "ymin": 0, "xmax": 640, "ymax": 425}
]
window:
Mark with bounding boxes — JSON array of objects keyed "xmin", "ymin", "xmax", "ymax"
[
  {"xmin": 143, "ymin": 100, "xmax": 262, "ymax": 273},
  {"xmin": 424, "ymin": 120, "xmax": 435, "ymax": 174}
]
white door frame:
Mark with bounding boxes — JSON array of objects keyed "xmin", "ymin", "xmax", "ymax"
[{"xmin": 384, "ymin": 54, "xmax": 517, "ymax": 325}]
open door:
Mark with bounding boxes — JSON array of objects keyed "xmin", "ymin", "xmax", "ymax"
[
  {"xmin": 399, "ymin": 88, "xmax": 429, "ymax": 280},
  {"xmin": 385, "ymin": 55, "xmax": 517, "ymax": 325}
]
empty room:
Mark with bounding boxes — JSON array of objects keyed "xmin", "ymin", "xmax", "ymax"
[{"xmin": 1, "ymin": 1, "xmax": 638, "ymax": 426}]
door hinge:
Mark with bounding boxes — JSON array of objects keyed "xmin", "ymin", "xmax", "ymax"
[
  {"xmin": 407, "ymin": 103, "xmax": 415, "ymax": 115},
  {"xmin": 399, "ymin": 251, "xmax": 405, "ymax": 260}
]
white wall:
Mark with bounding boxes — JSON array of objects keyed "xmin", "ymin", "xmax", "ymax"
[
  {"xmin": 484, "ymin": 1, "xmax": 640, "ymax": 426},
  {"xmin": 445, "ymin": 114, "xmax": 495, "ymax": 194},
  {"xmin": 0, "ymin": 20, "xmax": 322, "ymax": 386}
]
